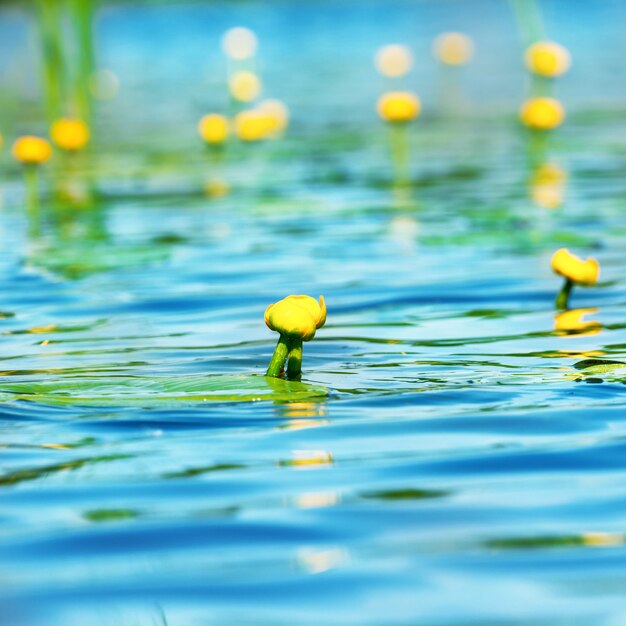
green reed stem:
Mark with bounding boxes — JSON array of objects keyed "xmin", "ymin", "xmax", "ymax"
[
  {"xmin": 389, "ymin": 122, "xmax": 410, "ymax": 189},
  {"xmin": 266, "ymin": 334, "xmax": 290, "ymax": 378},
  {"xmin": 68, "ymin": 0, "xmax": 96, "ymax": 126},
  {"xmin": 556, "ymin": 278, "xmax": 573, "ymax": 310},
  {"xmin": 36, "ymin": 0, "xmax": 66, "ymax": 123},
  {"xmin": 286, "ymin": 340, "xmax": 303, "ymax": 379},
  {"xmin": 509, "ymin": 0, "xmax": 546, "ymax": 47}
]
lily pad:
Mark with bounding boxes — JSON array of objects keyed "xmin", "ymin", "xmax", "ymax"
[
  {"xmin": 573, "ymin": 359, "xmax": 626, "ymax": 375},
  {"xmin": 0, "ymin": 374, "xmax": 328, "ymax": 407}
]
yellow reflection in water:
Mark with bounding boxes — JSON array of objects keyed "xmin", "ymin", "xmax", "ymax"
[
  {"xmin": 279, "ymin": 450, "xmax": 333, "ymax": 468},
  {"xmin": 294, "ymin": 491, "xmax": 339, "ymax": 509},
  {"xmin": 554, "ymin": 308, "xmax": 601, "ymax": 336},
  {"xmin": 297, "ymin": 547, "xmax": 348, "ymax": 574},
  {"xmin": 530, "ymin": 162, "xmax": 567, "ymax": 209},
  {"xmin": 582, "ymin": 532, "xmax": 625, "ymax": 548}
]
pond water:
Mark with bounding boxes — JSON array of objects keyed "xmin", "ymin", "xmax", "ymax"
[{"xmin": 2, "ymin": 1, "xmax": 626, "ymax": 625}]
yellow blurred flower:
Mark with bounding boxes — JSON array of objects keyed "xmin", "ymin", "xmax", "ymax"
[
  {"xmin": 12, "ymin": 136, "xmax": 52, "ymax": 165},
  {"xmin": 525, "ymin": 41, "xmax": 571, "ymax": 77},
  {"xmin": 229, "ymin": 70, "xmax": 261, "ymax": 103},
  {"xmin": 377, "ymin": 91, "xmax": 421, "ymax": 123},
  {"xmin": 551, "ymin": 248, "xmax": 599, "ymax": 285},
  {"xmin": 554, "ymin": 308, "xmax": 601, "ymax": 336},
  {"xmin": 375, "ymin": 44, "xmax": 413, "ymax": 77},
  {"xmin": 265, "ymin": 295, "xmax": 326, "ymax": 342},
  {"xmin": 234, "ymin": 109, "xmax": 272, "ymax": 142},
  {"xmin": 519, "ymin": 97, "xmax": 565, "ymax": 130},
  {"xmin": 50, "ymin": 118, "xmax": 90, "ymax": 152},
  {"xmin": 222, "ymin": 27, "xmax": 258, "ymax": 60},
  {"xmin": 433, "ymin": 32, "xmax": 474, "ymax": 66},
  {"xmin": 204, "ymin": 178, "xmax": 230, "ymax": 198},
  {"xmin": 198, "ymin": 114, "xmax": 229, "ymax": 145},
  {"xmin": 257, "ymin": 99, "xmax": 290, "ymax": 134}
]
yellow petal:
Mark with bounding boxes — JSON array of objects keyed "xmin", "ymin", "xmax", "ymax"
[
  {"xmin": 551, "ymin": 248, "xmax": 600, "ymax": 285},
  {"xmin": 264, "ymin": 295, "xmax": 326, "ymax": 341}
]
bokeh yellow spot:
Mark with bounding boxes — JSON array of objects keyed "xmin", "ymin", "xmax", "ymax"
[
  {"xmin": 519, "ymin": 97, "xmax": 565, "ymax": 130},
  {"xmin": 433, "ymin": 32, "xmax": 474, "ymax": 66},
  {"xmin": 222, "ymin": 27, "xmax": 258, "ymax": 60},
  {"xmin": 551, "ymin": 248, "xmax": 599, "ymax": 285},
  {"xmin": 525, "ymin": 41, "xmax": 571, "ymax": 77},
  {"xmin": 12, "ymin": 136, "xmax": 52, "ymax": 165},
  {"xmin": 257, "ymin": 99, "xmax": 290, "ymax": 134},
  {"xmin": 530, "ymin": 163, "xmax": 567, "ymax": 209},
  {"xmin": 234, "ymin": 109, "xmax": 272, "ymax": 142},
  {"xmin": 50, "ymin": 118, "xmax": 90, "ymax": 152},
  {"xmin": 229, "ymin": 70, "xmax": 261, "ymax": 102},
  {"xmin": 375, "ymin": 44, "xmax": 413, "ymax": 77},
  {"xmin": 204, "ymin": 178, "xmax": 230, "ymax": 198},
  {"xmin": 377, "ymin": 91, "xmax": 421, "ymax": 123},
  {"xmin": 198, "ymin": 114, "xmax": 230, "ymax": 145}
]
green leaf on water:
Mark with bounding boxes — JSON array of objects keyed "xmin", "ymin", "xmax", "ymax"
[
  {"xmin": 0, "ymin": 374, "xmax": 328, "ymax": 407},
  {"xmin": 573, "ymin": 359, "xmax": 626, "ymax": 375}
]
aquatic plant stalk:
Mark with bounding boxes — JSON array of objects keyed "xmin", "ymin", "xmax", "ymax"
[
  {"xmin": 286, "ymin": 341, "xmax": 303, "ymax": 379},
  {"xmin": 24, "ymin": 165, "xmax": 41, "ymax": 237},
  {"xmin": 389, "ymin": 123, "xmax": 410, "ymax": 188},
  {"xmin": 555, "ymin": 278, "xmax": 573, "ymax": 310},
  {"xmin": 509, "ymin": 0, "xmax": 545, "ymax": 47},
  {"xmin": 266, "ymin": 335, "xmax": 291, "ymax": 377},
  {"xmin": 35, "ymin": 0, "xmax": 66, "ymax": 123},
  {"xmin": 68, "ymin": 0, "xmax": 96, "ymax": 126}
]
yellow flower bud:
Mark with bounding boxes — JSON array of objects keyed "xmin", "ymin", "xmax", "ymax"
[
  {"xmin": 12, "ymin": 136, "xmax": 52, "ymax": 165},
  {"xmin": 525, "ymin": 41, "xmax": 570, "ymax": 77},
  {"xmin": 551, "ymin": 248, "xmax": 599, "ymax": 285},
  {"xmin": 234, "ymin": 110, "xmax": 272, "ymax": 142},
  {"xmin": 433, "ymin": 32, "xmax": 474, "ymax": 66},
  {"xmin": 375, "ymin": 44, "xmax": 413, "ymax": 78},
  {"xmin": 50, "ymin": 118, "xmax": 90, "ymax": 152},
  {"xmin": 229, "ymin": 70, "xmax": 261, "ymax": 103},
  {"xmin": 377, "ymin": 92, "xmax": 421, "ymax": 123},
  {"xmin": 265, "ymin": 295, "xmax": 326, "ymax": 342},
  {"xmin": 519, "ymin": 97, "xmax": 565, "ymax": 130},
  {"xmin": 198, "ymin": 114, "xmax": 229, "ymax": 144}
]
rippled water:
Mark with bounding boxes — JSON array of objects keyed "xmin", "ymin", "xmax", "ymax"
[
  {"xmin": 2, "ymin": 0, "xmax": 626, "ymax": 621},
  {"xmin": 1, "ymin": 113, "xmax": 625, "ymax": 625}
]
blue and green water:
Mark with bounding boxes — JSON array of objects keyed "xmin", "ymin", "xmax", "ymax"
[{"xmin": 1, "ymin": 1, "xmax": 626, "ymax": 624}]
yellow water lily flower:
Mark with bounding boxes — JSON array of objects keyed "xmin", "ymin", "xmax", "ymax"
[
  {"xmin": 551, "ymin": 248, "xmax": 599, "ymax": 285},
  {"xmin": 377, "ymin": 92, "xmax": 421, "ymax": 123},
  {"xmin": 265, "ymin": 295, "xmax": 326, "ymax": 342},
  {"xmin": 433, "ymin": 32, "xmax": 474, "ymax": 66},
  {"xmin": 520, "ymin": 97, "xmax": 565, "ymax": 130},
  {"xmin": 525, "ymin": 41, "xmax": 571, "ymax": 77},
  {"xmin": 229, "ymin": 70, "xmax": 261, "ymax": 102},
  {"xmin": 375, "ymin": 44, "xmax": 413, "ymax": 78},
  {"xmin": 12, "ymin": 136, "xmax": 53, "ymax": 164},
  {"xmin": 198, "ymin": 114, "xmax": 229, "ymax": 144},
  {"xmin": 50, "ymin": 118, "xmax": 90, "ymax": 152}
]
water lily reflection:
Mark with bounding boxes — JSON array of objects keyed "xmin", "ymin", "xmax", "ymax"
[
  {"xmin": 530, "ymin": 162, "xmax": 567, "ymax": 209},
  {"xmin": 554, "ymin": 308, "xmax": 602, "ymax": 336},
  {"xmin": 279, "ymin": 450, "xmax": 333, "ymax": 468}
]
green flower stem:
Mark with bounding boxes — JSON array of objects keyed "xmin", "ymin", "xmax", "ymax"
[
  {"xmin": 556, "ymin": 278, "xmax": 573, "ymax": 310},
  {"xmin": 509, "ymin": 0, "xmax": 545, "ymax": 47},
  {"xmin": 389, "ymin": 122, "xmax": 410, "ymax": 189},
  {"xmin": 266, "ymin": 334, "xmax": 290, "ymax": 378},
  {"xmin": 68, "ymin": 0, "xmax": 96, "ymax": 127},
  {"xmin": 24, "ymin": 165, "xmax": 41, "ymax": 237},
  {"xmin": 286, "ymin": 340, "xmax": 303, "ymax": 380}
]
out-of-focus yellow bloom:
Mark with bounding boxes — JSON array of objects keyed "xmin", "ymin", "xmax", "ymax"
[
  {"xmin": 12, "ymin": 136, "xmax": 52, "ymax": 165},
  {"xmin": 554, "ymin": 308, "xmax": 601, "ymax": 336},
  {"xmin": 551, "ymin": 248, "xmax": 599, "ymax": 285},
  {"xmin": 198, "ymin": 114, "xmax": 229, "ymax": 144},
  {"xmin": 257, "ymin": 99, "xmax": 289, "ymax": 134},
  {"xmin": 377, "ymin": 91, "xmax": 421, "ymax": 123},
  {"xmin": 229, "ymin": 70, "xmax": 261, "ymax": 102},
  {"xmin": 265, "ymin": 295, "xmax": 326, "ymax": 341},
  {"xmin": 375, "ymin": 44, "xmax": 413, "ymax": 77},
  {"xmin": 433, "ymin": 32, "xmax": 474, "ymax": 66},
  {"xmin": 530, "ymin": 163, "xmax": 567, "ymax": 209},
  {"xmin": 50, "ymin": 118, "xmax": 90, "ymax": 151},
  {"xmin": 204, "ymin": 178, "xmax": 230, "ymax": 198},
  {"xmin": 222, "ymin": 27, "xmax": 258, "ymax": 60},
  {"xmin": 234, "ymin": 110, "xmax": 272, "ymax": 142},
  {"xmin": 525, "ymin": 41, "xmax": 571, "ymax": 77},
  {"xmin": 519, "ymin": 97, "xmax": 565, "ymax": 130}
]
